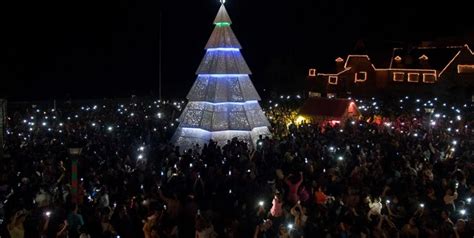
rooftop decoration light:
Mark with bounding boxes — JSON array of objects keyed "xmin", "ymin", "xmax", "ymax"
[{"xmin": 418, "ymin": 54, "xmax": 429, "ymax": 60}]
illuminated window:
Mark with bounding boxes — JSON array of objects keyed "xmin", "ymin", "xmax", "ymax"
[
  {"xmin": 422, "ymin": 73, "xmax": 437, "ymax": 83},
  {"xmin": 407, "ymin": 73, "xmax": 420, "ymax": 83},
  {"xmin": 308, "ymin": 69, "xmax": 316, "ymax": 77},
  {"xmin": 354, "ymin": 71, "xmax": 367, "ymax": 83},
  {"xmin": 328, "ymin": 76, "xmax": 338, "ymax": 85},
  {"xmin": 419, "ymin": 54, "xmax": 429, "ymax": 61},
  {"xmin": 393, "ymin": 72, "xmax": 405, "ymax": 82},
  {"xmin": 308, "ymin": 92, "xmax": 321, "ymax": 98},
  {"xmin": 457, "ymin": 65, "xmax": 474, "ymax": 74}
]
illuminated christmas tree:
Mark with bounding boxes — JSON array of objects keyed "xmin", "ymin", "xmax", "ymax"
[{"xmin": 172, "ymin": 3, "xmax": 271, "ymax": 150}]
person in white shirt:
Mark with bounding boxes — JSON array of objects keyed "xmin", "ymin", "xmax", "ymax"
[{"xmin": 367, "ymin": 197, "xmax": 382, "ymax": 220}]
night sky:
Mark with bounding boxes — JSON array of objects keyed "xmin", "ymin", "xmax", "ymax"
[{"xmin": 1, "ymin": 0, "xmax": 473, "ymax": 100}]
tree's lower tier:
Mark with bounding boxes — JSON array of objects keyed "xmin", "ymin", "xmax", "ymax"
[
  {"xmin": 172, "ymin": 126, "xmax": 271, "ymax": 151},
  {"xmin": 178, "ymin": 101, "xmax": 270, "ymax": 131}
]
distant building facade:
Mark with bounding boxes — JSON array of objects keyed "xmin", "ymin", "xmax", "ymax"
[{"xmin": 308, "ymin": 45, "xmax": 474, "ymax": 100}]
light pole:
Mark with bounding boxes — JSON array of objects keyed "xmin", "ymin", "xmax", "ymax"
[
  {"xmin": 0, "ymin": 99, "xmax": 6, "ymax": 160},
  {"xmin": 68, "ymin": 148, "xmax": 82, "ymax": 204},
  {"xmin": 159, "ymin": 11, "xmax": 163, "ymax": 100}
]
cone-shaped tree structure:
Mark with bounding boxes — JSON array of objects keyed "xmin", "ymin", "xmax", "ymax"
[{"xmin": 172, "ymin": 4, "xmax": 271, "ymax": 150}]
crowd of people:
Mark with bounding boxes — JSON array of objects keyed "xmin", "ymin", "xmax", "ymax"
[{"xmin": 0, "ymin": 95, "xmax": 473, "ymax": 238}]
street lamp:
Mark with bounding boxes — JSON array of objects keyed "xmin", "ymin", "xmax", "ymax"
[{"xmin": 68, "ymin": 148, "xmax": 82, "ymax": 204}]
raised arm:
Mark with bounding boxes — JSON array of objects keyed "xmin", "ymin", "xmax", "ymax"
[
  {"xmin": 384, "ymin": 215, "xmax": 397, "ymax": 229},
  {"xmin": 42, "ymin": 216, "xmax": 50, "ymax": 234},
  {"xmin": 285, "ymin": 174, "xmax": 292, "ymax": 185},
  {"xmin": 158, "ymin": 189, "xmax": 172, "ymax": 204},
  {"xmin": 56, "ymin": 221, "xmax": 68, "ymax": 237},
  {"xmin": 377, "ymin": 215, "xmax": 384, "ymax": 230},
  {"xmin": 296, "ymin": 172, "xmax": 304, "ymax": 186},
  {"xmin": 388, "ymin": 205, "xmax": 403, "ymax": 218},
  {"xmin": 7, "ymin": 212, "xmax": 19, "ymax": 231},
  {"xmin": 253, "ymin": 225, "xmax": 261, "ymax": 238},
  {"xmin": 290, "ymin": 203, "xmax": 298, "ymax": 216},
  {"xmin": 193, "ymin": 177, "xmax": 205, "ymax": 196}
]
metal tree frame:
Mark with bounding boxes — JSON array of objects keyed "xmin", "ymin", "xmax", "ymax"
[{"xmin": 172, "ymin": 4, "xmax": 271, "ymax": 150}]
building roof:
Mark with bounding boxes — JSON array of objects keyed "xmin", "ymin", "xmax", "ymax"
[
  {"xmin": 344, "ymin": 55, "xmax": 370, "ymax": 68},
  {"xmin": 440, "ymin": 44, "xmax": 474, "ymax": 76},
  {"xmin": 390, "ymin": 46, "xmax": 462, "ymax": 70},
  {"xmin": 299, "ymin": 97, "xmax": 356, "ymax": 118}
]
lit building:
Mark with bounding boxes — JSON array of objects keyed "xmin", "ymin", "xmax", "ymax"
[
  {"xmin": 298, "ymin": 97, "xmax": 361, "ymax": 126},
  {"xmin": 172, "ymin": 4, "xmax": 271, "ymax": 150},
  {"xmin": 308, "ymin": 44, "xmax": 474, "ymax": 100}
]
